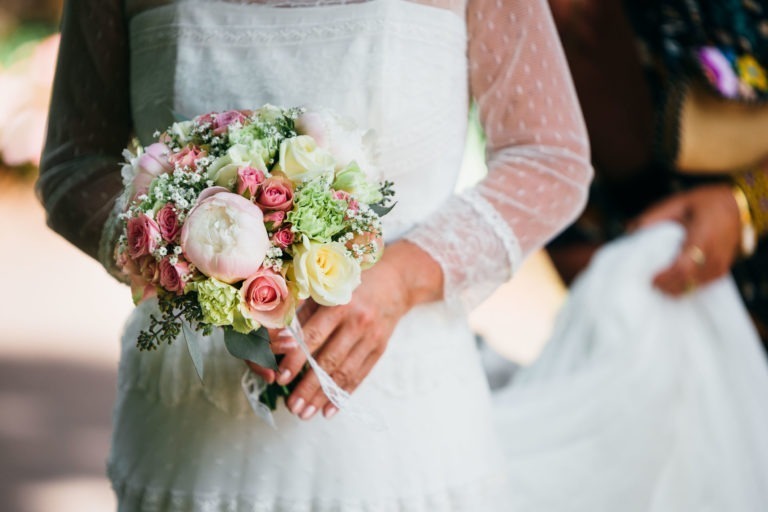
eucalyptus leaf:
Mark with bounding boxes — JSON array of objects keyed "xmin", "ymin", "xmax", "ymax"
[
  {"xmin": 182, "ymin": 321, "xmax": 205, "ymax": 380},
  {"xmin": 370, "ymin": 201, "xmax": 397, "ymax": 217},
  {"xmin": 224, "ymin": 327, "xmax": 277, "ymax": 370}
]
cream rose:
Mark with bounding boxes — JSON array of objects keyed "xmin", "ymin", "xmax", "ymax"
[
  {"xmin": 207, "ymin": 144, "xmax": 268, "ymax": 190},
  {"xmin": 293, "ymin": 237, "xmax": 361, "ymax": 306},
  {"xmin": 273, "ymin": 135, "xmax": 335, "ymax": 183}
]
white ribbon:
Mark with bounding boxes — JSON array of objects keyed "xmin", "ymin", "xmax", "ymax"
[{"xmin": 241, "ymin": 316, "xmax": 384, "ymax": 430}]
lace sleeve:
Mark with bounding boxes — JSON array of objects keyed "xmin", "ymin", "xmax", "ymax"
[
  {"xmin": 37, "ymin": 0, "xmax": 132, "ymax": 274},
  {"xmin": 405, "ymin": 0, "xmax": 593, "ymax": 309}
]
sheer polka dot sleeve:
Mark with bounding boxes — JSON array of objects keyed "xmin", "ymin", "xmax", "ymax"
[
  {"xmin": 405, "ymin": 0, "xmax": 593, "ymax": 309},
  {"xmin": 37, "ymin": 0, "xmax": 132, "ymax": 269}
]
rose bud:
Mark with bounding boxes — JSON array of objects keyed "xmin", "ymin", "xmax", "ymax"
[
  {"xmin": 236, "ymin": 166, "xmax": 266, "ymax": 199},
  {"xmin": 254, "ymin": 177, "xmax": 294, "ymax": 212},
  {"xmin": 159, "ymin": 258, "xmax": 191, "ymax": 294},
  {"xmin": 169, "ymin": 145, "xmax": 207, "ymax": 171},
  {"xmin": 272, "ymin": 226, "xmax": 295, "ymax": 249}
]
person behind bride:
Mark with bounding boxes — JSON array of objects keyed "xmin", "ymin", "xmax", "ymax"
[
  {"xmin": 546, "ymin": 0, "xmax": 768, "ymax": 345},
  {"xmin": 474, "ymin": 1, "xmax": 768, "ymax": 509},
  {"xmin": 39, "ymin": 0, "xmax": 595, "ymax": 510}
]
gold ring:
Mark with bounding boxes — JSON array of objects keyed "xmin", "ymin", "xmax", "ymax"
[{"xmin": 686, "ymin": 245, "xmax": 706, "ymax": 267}]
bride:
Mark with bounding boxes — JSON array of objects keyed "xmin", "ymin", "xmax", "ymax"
[{"xmin": 38, "ymin": 0, "xmax": 768, "ymax": 510}]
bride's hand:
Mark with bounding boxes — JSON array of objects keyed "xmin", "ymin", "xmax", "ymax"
[
  {"xmin": 275, "ymin": 240, "xmax": 442, "ymax": 420},
  {"xmin": 245, "ymin": 301, "xmax": 319, "ymax": 384}
]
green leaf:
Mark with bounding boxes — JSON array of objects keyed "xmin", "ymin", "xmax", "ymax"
[
  {"xmin": 182, "ymin": 321, "xmax": 205, "ymax": 380},
  {"xmin": 223, "ymin": 327, "xmax": 277, "ymax": 370},
  {"xmin": 370, "ymin": 201, "xmax": 397, "ymax": 217},
  {"xmin": 171, "ymin": 109, "xmax": 192, "ymax": 122}
]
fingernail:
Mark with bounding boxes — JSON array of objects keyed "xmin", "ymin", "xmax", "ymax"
[
  {"xmin": 277, "ymin": 328, "xmax": 292, "ymax": 339},
  {"xmin": 324, "ymin": 406, "xmax": 338, "ymax": 419},
  {"xmin": 300, "ymin": 405, "xmax": 317, "ymax": 420},
  {"xmin": 277, "ymin": 369, "xmax": 292, "ymax": 385},
  {"xmin": 290, "ymin": 397, "xmax": 305, "ymax": 415},
  {"xmin": 272, "ymin": 341, "xmax": 298, "ymax": 351}
]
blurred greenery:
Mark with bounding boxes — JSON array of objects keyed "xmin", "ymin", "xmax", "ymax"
[{"xmin": 0, "ymin": 22, "xmax": 56, "ymax": 67}]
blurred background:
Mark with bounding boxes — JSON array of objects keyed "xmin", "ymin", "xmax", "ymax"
[{"xmin": 0, "ymin": 2, "xmax": 565, "ymax": 510}]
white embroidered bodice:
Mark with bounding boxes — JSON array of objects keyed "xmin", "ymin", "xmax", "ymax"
[{"xmin": 39, "ymin": 0, "xmax": 591, "ymax": 309}]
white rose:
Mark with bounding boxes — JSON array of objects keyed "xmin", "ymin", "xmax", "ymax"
[
  {"xmin": 207, "ymin": 144, "xmax": 268, "ymax": 189},
  {"xmin": 274, "ymin": 135, "xmax": 335, "ymax": 183},
  {"xmin": 293, "ymin": 237, "xmax": 362, "ymax": 306},
  {"xmin": 295, "ymin": 109, "xmax": 377, "ymax": 174}
]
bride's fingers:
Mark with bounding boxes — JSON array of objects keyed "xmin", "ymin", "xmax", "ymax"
[
  {"xmin": 245, "ymin": 360, "xmax": 276, "ymax": 384},
  {"xmin": 303, "ymin": 341, "xmax": 373, "ymax": 420},
  {"xmin": 276, "ymin": 307, "xmax": 340, "ymax": 386},
  {"xmin": 289, "ymin": 331, "xmax": 363, "ymax": 419},
  {"xmin": 269, "ymin": 328, "xmax": 299, "ymax": 354},
  {"xmin": 297, "ymin": 299, "xmax": 319, "ymax": 324},
  {"xmin": 322, "ymin": 352, "xmax": 380, "ymax": 418}
]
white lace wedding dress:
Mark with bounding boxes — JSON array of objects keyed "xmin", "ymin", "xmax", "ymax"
[
  {"xmin": 38, "ymin": 0, "xmax": 768, "ymax": 510},
  {"xmin": 41, "ymin": 1, "xmax": 591, "ymax": 510}
]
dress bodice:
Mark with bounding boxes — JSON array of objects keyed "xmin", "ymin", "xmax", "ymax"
[{"xmin": 128, "ymin": 0, "xmax": 468, "ymax": 241}]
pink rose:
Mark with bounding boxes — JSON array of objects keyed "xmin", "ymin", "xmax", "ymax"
[
  {"xmin": 133, "ymin": 143, "xmax": 173, "ymax": 197},
  {"xmin": 240, "ymin": 268, "xmax": 294, "ymax": 328},
  {"xmin": 212, "ymin": 110, "xmax": 249, "ymax": 135},
  {"xmin": 263, "ymin": 211, "xmax": 286, "ymax": 231},
  {"xmin": 255, "ymin": 177, "xmax": 294, "ymax": 212},
  {"xmin": 236, "ymin": 166, "xmax": 266, "ymax": 199},
  {"xmin": 127, "ymin": 214, "xmax": 161, "ymax": 259},
  {"xmin": 180, "ymin": 191, "xmax": 270, "ymax": 284},
  {"xmin": 138, "ymin": 142, "xmax": 173, "ymax": 176},
  {"xmin": 272, "ymin": 226, "xmax": 295, "ymax": 249},
  {"xmin": 198, "ymin": 110, "xmax": 249, "ymax": 135},
  {"xmin": 159, "ymin": 258, "xmax": 191, "ymax": 294},
  {"xmin": 156, "ymin": 203, "xmax": 181, "ymax": 242},
  {"xmin": 169, "ymin": 145, "xmax": 207, "ymax": 171}
]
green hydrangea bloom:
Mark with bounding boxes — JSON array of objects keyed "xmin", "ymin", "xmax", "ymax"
[
  {"xmin": 187, "ymin": 278, "xmax": 240, "ymax": 327},
  {"xmin": 288, "ymin": 177, "xmax": 348, "ymax": 242}
]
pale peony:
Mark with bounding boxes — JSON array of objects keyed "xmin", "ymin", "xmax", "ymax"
[
  {"xmin": 273, "ymin": 135, "xmax": 335, "ymax": 183},
  {"xmin": 131, "ymin": 143, "xmax": 173, "ymax": 197},
  {"xmin": 293, "ymin": 237, "xmax": 361, "ymax": 306},
  {"xmin": 180, "ymin": 191, "xmax": 270, "ymax": 284},
  {"xmin": 295, "ymin": 109, "xmax": 377, "ymax": 173}
]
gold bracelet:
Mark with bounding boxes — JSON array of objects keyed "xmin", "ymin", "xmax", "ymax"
[{"xmin": 732, "ymin": 184, "xmax": 757, "ymax": 257}]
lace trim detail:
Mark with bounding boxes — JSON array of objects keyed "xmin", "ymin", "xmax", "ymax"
[
  {"xmin": 108, "ymin": 464, "xmax": 510, "ymax": 512},
  {"xmin": 404, "ymin": 194, "xmax": 520, "ymax": 310},
  {"xmin": 130, "ymin": 5, "xmax": 466, "ymax": 51},
  {"xmin": 460, "ymin": 190, "xmax": 522, "ymax": 274}
]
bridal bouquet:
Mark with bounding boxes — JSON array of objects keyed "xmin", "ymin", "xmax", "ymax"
[{"xmin": 113, "ymin": 105, "xmax": 394, "ymax": 410}]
